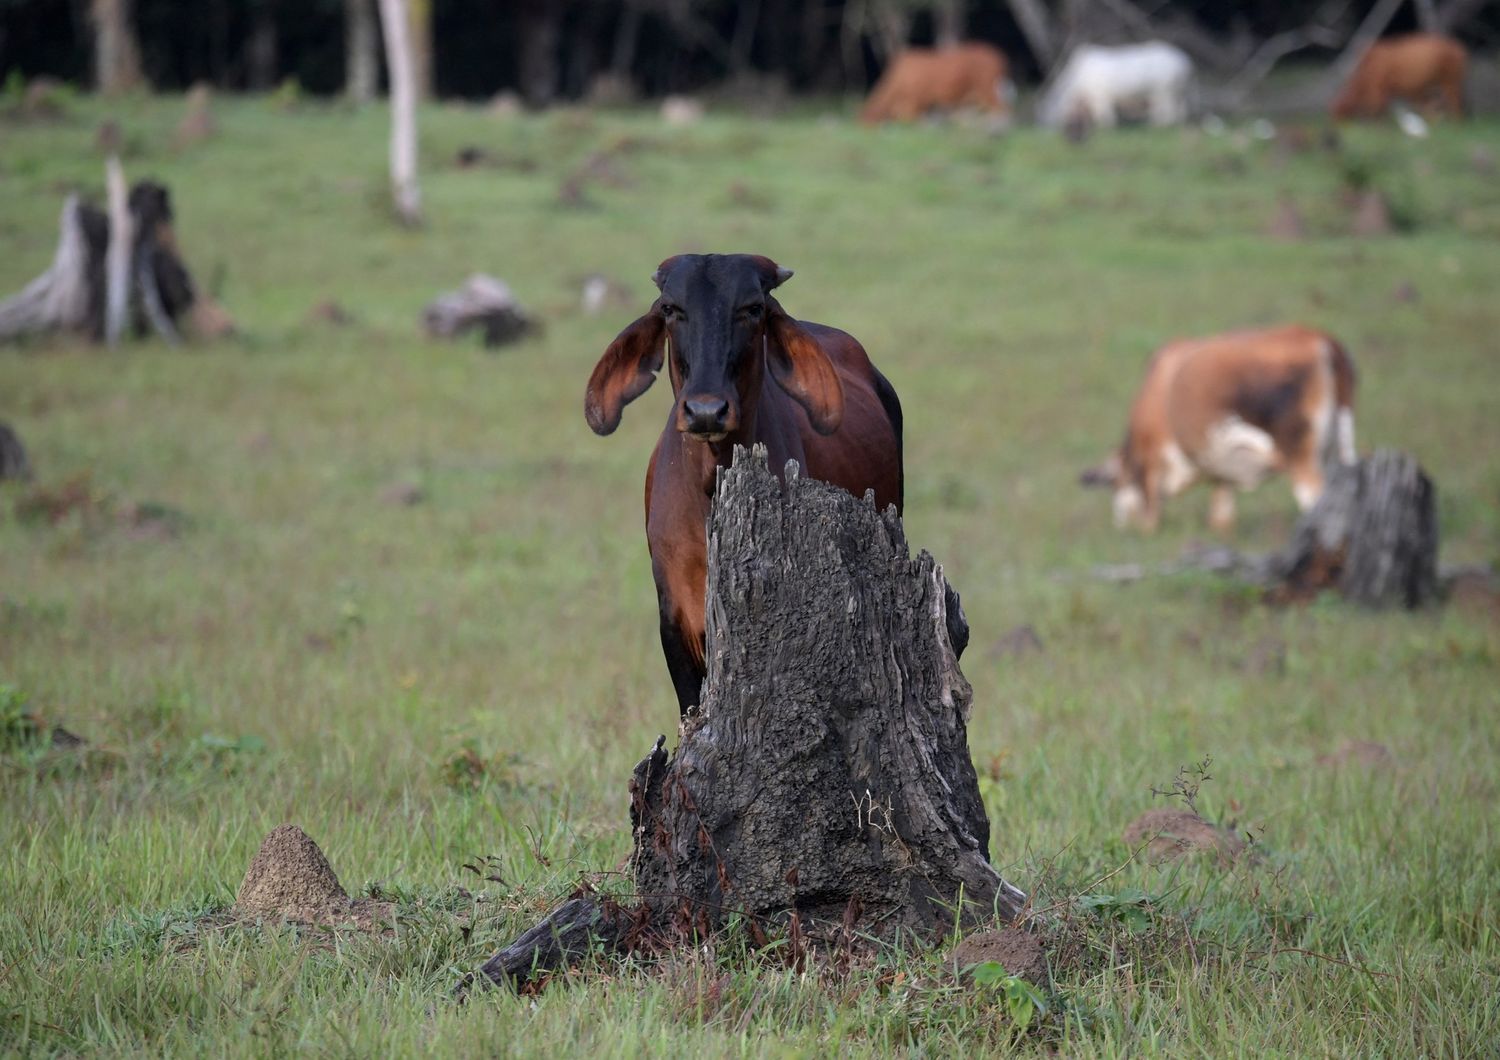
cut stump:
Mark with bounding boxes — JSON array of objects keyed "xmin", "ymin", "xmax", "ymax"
[
  {"xmin": 0, "ymin": 422, "xmax": 32, "ymax": 481},
  {"xmin": 1274, "ymin": 450, "xmax": 1438, "ymax": 608},
  {"xmin": 474, "ymin": 444, "xmax": 1024, "ymax": 990}
]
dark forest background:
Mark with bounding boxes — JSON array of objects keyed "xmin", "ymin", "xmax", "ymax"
[{"xmin": 2, "ymin": 0, "xmax": 1497, "ymax": 102}]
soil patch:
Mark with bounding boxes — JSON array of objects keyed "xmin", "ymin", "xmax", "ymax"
[
  {"xmin": 1123, "ymin": 808, "xmax": 1246, "ymax": 864},
  {"xmin": 949, "ymin": 927, "xmax": 1048, "ymax": 984}
]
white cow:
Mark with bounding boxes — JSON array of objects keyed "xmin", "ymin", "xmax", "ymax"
[{"xmin": 1038, "ymin": 42, "xmax": 1194, "ymax": 130}]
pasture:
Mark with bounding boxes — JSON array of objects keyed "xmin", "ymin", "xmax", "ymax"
[{"xmin": 2, "ymin": 94, "xmax": 1499, "ymax": 1055}]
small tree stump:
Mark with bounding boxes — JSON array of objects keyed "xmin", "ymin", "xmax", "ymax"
[
  {"xmin": 0, "ymin": 179, "xmax": 231, "ymax": 345},
  {"xmin": 421, "ymin": 274, "xmax": 535, "ymax": 349},
  {"xmin": 0, "ymin": 422, "xmax": 33, "ymax": 481},
  {"xmin": 1275, "ymin": 450, "xmax": 1438, "ymax": 608}
]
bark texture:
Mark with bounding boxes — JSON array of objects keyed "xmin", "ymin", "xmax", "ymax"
[
  {"xmin": 1275, "ymin": 449, "xmax": 1439, "ymax": 608},
  {"xmin": 631, "ymin": 445, "xmax": 1023, "ymax": 937}
]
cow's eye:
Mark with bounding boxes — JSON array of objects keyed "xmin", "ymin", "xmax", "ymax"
[
  {"xmin": 662, "ymin": 304, "xmax": 683, "ymax": 321},
  {"xmin": 740, "ymin": 303, "xmax": 763, "ymax": 319}
]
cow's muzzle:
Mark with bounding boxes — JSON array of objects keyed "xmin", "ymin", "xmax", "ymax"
[{"xmin": 680, "ymin": 395, "xmax": 735, "ymax": 440}]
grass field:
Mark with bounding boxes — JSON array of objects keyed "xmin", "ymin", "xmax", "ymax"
[{"xmin": 2, "ymin": 92, "xmax": 1499, "ymax": 1056}]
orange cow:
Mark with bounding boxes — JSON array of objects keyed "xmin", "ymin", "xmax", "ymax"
[
  {"xmin": 860, "ymin": 42, "xmax": 1011, "ymax": 124},
  {"xmin": 1332, "ymin": 33, "xmax": 1467, "ymax": 119},
  {"xmin": 1081, "ymin": 326, "xmax": 1357, "ymax": 533}
]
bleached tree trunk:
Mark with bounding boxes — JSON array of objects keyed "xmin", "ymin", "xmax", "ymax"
[
  {"xmin": 345, "ymin": 0, "xmax": 379, "ymax": 103},
  {"xmin": 408, "ymin": 0, "xmax": 433, "ymax": 101},
  {"xmin": 103, "ymin": 157, "xmax": 132, "ymax": 347},
  {"xmin": 90, "ymin": 0, "xmax": 143, "ymax": 95},
  {"xmin": 377, "ymin": 0, "xmax": 422, "ymax": 225}
]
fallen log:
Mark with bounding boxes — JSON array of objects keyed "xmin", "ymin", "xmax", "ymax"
[{"xmin": 473, "ymin": 444, "xmax": 1024, "ymax": 991}]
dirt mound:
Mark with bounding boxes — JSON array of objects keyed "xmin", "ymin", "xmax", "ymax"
[
  {"xmin": 235, "ymin": 824, "xmax": 391, "ymax": 929},
  {"xmin": 1123, "ymin": 808, "xmax": 1245, "ymax": 864},
  {"xmin": 949, "ymin": 927, "xmax": 1048, "ymax": 984}
]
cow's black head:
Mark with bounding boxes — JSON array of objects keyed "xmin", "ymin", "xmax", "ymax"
[{"xmin": 584, "ymin": 253, "xmax": 844, "ymax": 441}]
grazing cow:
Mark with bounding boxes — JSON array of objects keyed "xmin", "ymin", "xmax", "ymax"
[
  {"xmin": 585, "ymin": 254, "xmax": 903, "ymax": 714},
  {"xmin": 1332, "ymin": 33, "xmax": 1467, "ymax": 120},
  {"xmin": 1037, "ymin": 42, "xmax": 1193, "ymax": 130},
  {"xmin": 1080, "ymin": 325, "xmax": 1356, "ymax": 533},
  {"xmin": 860, "ymin": 43, "xmax": 1012, "ymax": 124}
]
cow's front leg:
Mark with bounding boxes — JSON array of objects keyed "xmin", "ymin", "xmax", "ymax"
[{"xmin": 658, "ymin": 603, "xmax": 706, "ymax": 717}]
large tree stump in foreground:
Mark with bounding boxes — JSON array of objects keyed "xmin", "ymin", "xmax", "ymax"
[
  {"xmin": 476, "ymin": 445, "xmax": 1022, "ymax": 990},
  {"xmin": 1274, "ymin": 450, "xmax": 1438, "ymax": 608},
  {"xmin": 632, "ymin": 446, "xmax": 1022, "ymax": 936}
]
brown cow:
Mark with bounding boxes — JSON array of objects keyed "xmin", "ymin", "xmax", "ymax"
[
  {"xmin": 1332, "ymin": 33, "xmax": 1467, "ymax": 120},
  {"xmin": 1081, "ymin": 325, "xmax": 1356, "ymax": 533},
  {"xmin": 585, "ymin": 254, "xmax": 903, "ymax": 714},
  {"xmin": 860, "ymin": 43, "xmax": 1011, "ymax": 124}
]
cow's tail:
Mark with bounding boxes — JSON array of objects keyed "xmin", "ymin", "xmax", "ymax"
[{"xmin": 1326, "ymin": 337, "xmax": 1357, "ymax": 465}]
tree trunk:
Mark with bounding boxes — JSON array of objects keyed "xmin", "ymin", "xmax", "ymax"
[
  {"xmin": 345, "ymin": 0, "xmax": 378, "ymax": 103},
  {"xmin": 377, "ymin": 0, "xmax": 422, "ymax": 226},
  {"xmin": 1004, "ymin": 0, "xmax": 1057, "ymax": 72},
  {"xmin": 408, "ymin": 0, "xmax": 432, "ymax": 101},
  {"xmin": 247, "ymin": 0, "xmax": 278, "ymax": 91},
  {"xmin": 518, "ymin": 0, "xmax": 562, "ymax": 106},
  {"xmin": 610, "ymin": 1, "xmax": 643, "ymax": 77},
  {"xmin": 933, "ymin": 0, "xmax": 966, "ymax": 48},
  {"xmin": 1274, "ymin": 451, "xmax": 1439, "ymax": 609},
  {"xmin": 728, "ymin": 0, "xmax": 762, "ymax": 72},
  {"xmin": 473, "ymin": 445, "xmax": 1024, "ymax": 990},
  {"xmin": 90, "ymin": 0, "xmax": 143, "ymax": 95},
  {"xmin": 1329, "ymin": 0, "xmax": 1406, "ymax": 84}
]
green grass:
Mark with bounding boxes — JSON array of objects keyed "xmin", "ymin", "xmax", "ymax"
[{"xmin": 2, "ymin": 93, "xmax": 1499, "ymax": 1056}]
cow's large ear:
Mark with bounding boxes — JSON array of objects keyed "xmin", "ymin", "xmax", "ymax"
[
  {"xmin": 766, "ymin": 298, "xmax": 844, "ymax": 435},
  {"xmin": 584, "ymin": 307, "xmax": 666, "ymax": 436}
]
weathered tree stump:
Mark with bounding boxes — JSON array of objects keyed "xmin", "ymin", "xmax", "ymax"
[
  {"xmin": 0, "ymin": 423, "xmax": 33, "ymax": 481},
  {"xmin": 632, "ymin": 446, "xmax": 1022, "ymax": 936},
  {"xmin": 1274, "ymin": 450, "xmax": 1438, "ymax": 608},
  {"xmin": 421, "ymin": 274, "xmax": 536, "ymax": 348},
  {"xmin": 0, "ymin": 178, "xmax": 232, "ymax": 345},
  {"xmin": 474, "ymin": 445, "xmax": 1023, "ymax": 991}
]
